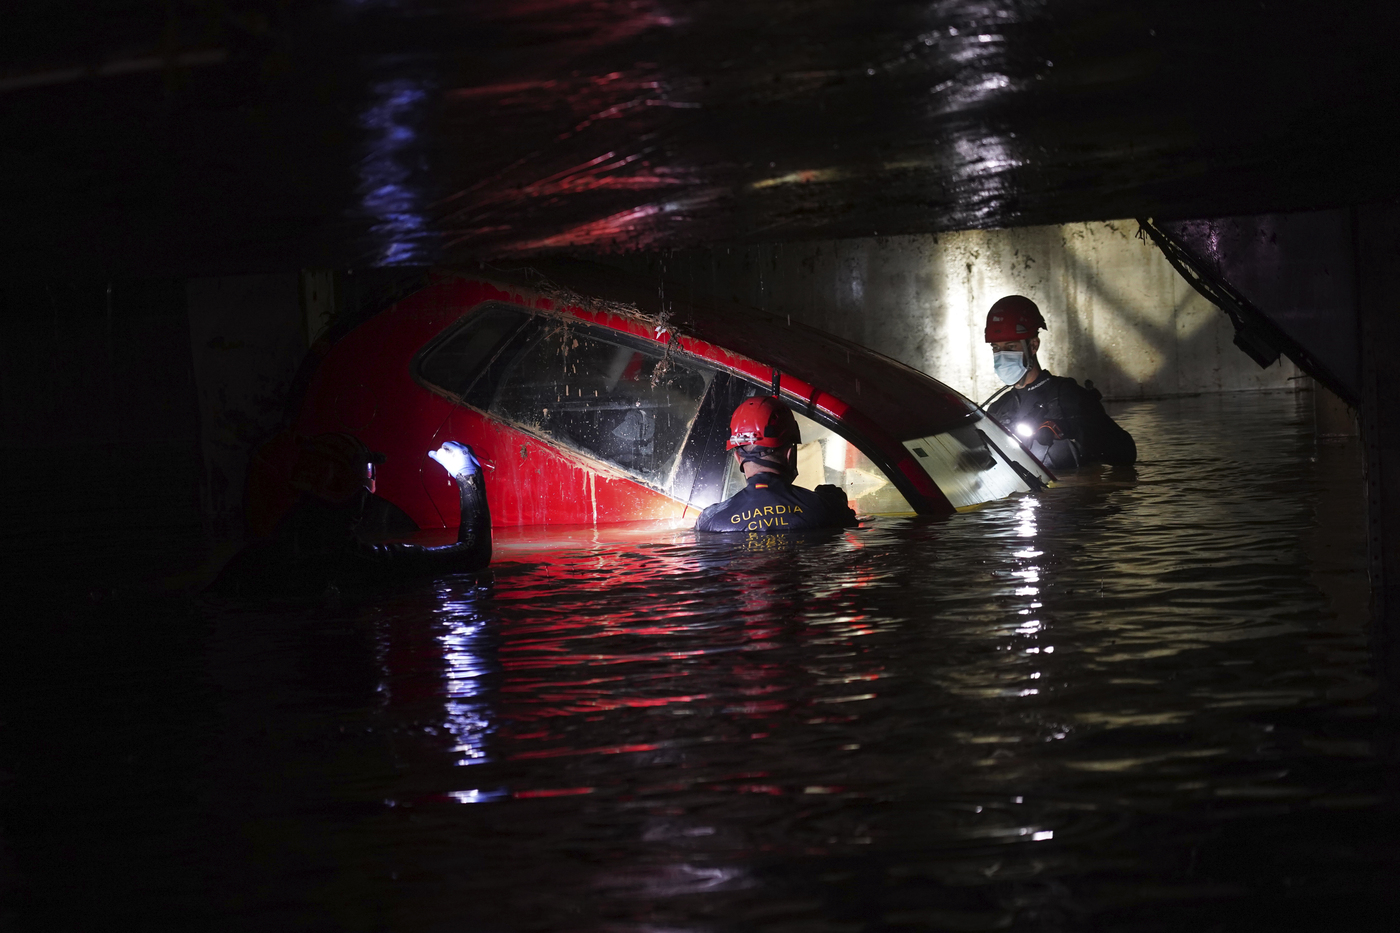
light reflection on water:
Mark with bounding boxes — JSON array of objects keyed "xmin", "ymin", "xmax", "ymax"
[
  {"xmin": 303, "ymin": 392, "xmax": 1383, "ymax": 930},
  {"xmin": 358, "ymin": 75, "xmax": 434, "ymax": 266},
  {"xmin": 435, "ymin": 586, "xmax": 494, "ymax": 770},
  {"xmin": 5, "ymin": 393, "xmax": 1394, "ymax": 930}
]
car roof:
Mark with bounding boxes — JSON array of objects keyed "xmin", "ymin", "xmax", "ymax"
[{"xmin": 458, "ymin": 259, "xmax": 977, "ymax": 442}]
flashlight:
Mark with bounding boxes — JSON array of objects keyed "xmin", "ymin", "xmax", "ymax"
[{"xmin": 1015, "ymin": 422, "xmax": 1034, "ymax": 439}]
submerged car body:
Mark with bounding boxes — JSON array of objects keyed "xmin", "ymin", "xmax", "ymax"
[{"xmin": 252, "ymin": 263, "xmax": 1050, "ymax": 534}]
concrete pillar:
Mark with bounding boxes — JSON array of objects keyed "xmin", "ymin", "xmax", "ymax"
[
  {"xmin": 1315, "ymin": 383, "xmax": 1359, "ymax": 439},
  {"xmin": 186, "ymin": 274, "xmax": 306, "ymax": 558},
  {"xmin": 1355, "ymin": 203, "xmax": 1400, "ymax": 674},
  {"xmin": 302, "ymin": 270, "xmax": 337, "ymax": 347}
]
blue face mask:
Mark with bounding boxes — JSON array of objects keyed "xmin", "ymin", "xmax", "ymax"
[{"xmin": 993, "ymin": 350, "xmax": 1028, "ymax": 386}]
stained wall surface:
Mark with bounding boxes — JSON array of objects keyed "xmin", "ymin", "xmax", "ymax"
[
  {"xmin": 617, "ymin": 220, "xmax": 1301, "ymax": 402},
  {"xmin": 0, "ymin": 277, "xmax": 206, "ymax": 586},
  {"xmin": 187, "ymin": 274, "xmax": 306, "ymax": 553}
]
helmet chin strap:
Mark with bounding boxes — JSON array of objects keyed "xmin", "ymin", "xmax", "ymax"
[
  {"xmin": 1021, "ymin": 339, "xmax": 1040, "ymax": 379},
  {"xmin": 737, "ymin": 445, "xmax": 797, "ymax": 479}
]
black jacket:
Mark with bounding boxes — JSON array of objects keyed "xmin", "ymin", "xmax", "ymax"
[
  {"xmin": 210, "ymin": 473, "xmax": 491, "ymax": 597},
  {"xmin": 987, "ymin": 372, "xmax": 1136, "ymax": 469},
  {"xmin": 695, "ymin": 474, "xmax": 858, "ymax": 533}
]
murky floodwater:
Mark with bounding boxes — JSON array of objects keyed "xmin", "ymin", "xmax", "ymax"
[{"xmin": 3, "ymin": 392, "xmax": 1396, "ymax": 931}]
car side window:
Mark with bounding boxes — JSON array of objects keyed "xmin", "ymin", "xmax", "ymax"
[
  {"xmin": 715, "ymin": 397, "xmax": 914, "ymax": 516},
  {"xmin": 415, "ymin": 303, "xmax": 533, "ymax": 402},
  {"xmin": 789, "ymin": 410, "xmax": 913, "ymax": 515},
  {"xmin": 488, "ymin": 320, "xmax": 714, "ymax": 487}
]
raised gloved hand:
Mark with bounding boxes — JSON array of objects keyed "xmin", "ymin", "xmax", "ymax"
[
  {"xmin": 1033, "ymin": 421, "xmax": 1064, "ymax": 447},
  {"xmin": 428, "ymin": 441, "xmax": 481, "ymax": 480}
]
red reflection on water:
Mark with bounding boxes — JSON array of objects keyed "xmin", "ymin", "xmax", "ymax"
[
  {"xmin": 511, "ymin": 742, "xmax": 661, "ymax": 761},
  {"xmin": 378, "ymin": 526, "xmax": 886, "ymax": 812},
  {"xmin": 513, "ymin": 787, "xmax": 595, "ymax": 799},
  {"xmin": 731, "ymin": 784, "xmax": 784, "ymax": 796}
]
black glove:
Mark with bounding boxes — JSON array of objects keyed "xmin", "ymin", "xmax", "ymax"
[{"xmin": 1033, "ymin": 421, "xmax": 1064, "ymax": 447}]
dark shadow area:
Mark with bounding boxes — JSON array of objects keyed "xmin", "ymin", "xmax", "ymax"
[
  {"xmin": 4, "ymin": 3, "xmax": 1400, "ymax": 271},
  {"xmin": 1, "ymin": 277, "xmax": 206, "ymax": 594}
]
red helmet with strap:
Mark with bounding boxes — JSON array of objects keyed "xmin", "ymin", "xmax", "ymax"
[
  {"xmin": 727, "ymin": 396, "xmax": 800, "ymax": 450},
  {"xmin": 984, "ymin": 295, "xmax": 1046, "ymax": 343}
]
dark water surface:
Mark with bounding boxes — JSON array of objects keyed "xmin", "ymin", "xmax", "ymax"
[{"xmin": 3, "ymin": 392, "xmax": 1396, "ymax": 931}]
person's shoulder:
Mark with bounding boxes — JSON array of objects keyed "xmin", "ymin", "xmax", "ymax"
[
  {"xmin": 750, "ymin": 479, "xmax": 846, "ymax": 517},
  {"xmin": 694, "ymin": 497, "xmax": 734, "ymax": 532},
  {"xmin": 1046, "ymin": 373, "xmax": 1099, "ymax": 392},
  {"xmin": 1046, "ymin": 373, "xmax": 1099, "ymax": 401},
  {"xmin": 811, "ymin": 484, "xmax": 859, "ymax": 525}
]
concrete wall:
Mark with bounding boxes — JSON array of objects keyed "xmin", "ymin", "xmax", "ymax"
[
  {"xmin": 187, "ymin": 274, "xmax": 307, "ymax": 554},
  {"xmin": 0, "ymin": 277, "xmax": 206, "ymax": 586},
  {"xmin": 615, "ymin": 220, "xmax": 1301, "ymax": 402}
]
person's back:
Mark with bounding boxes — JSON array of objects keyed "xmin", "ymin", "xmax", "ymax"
[
  {"xmin": 694, "ymin": 396, "xmax": 856, "ymax": 535},
  {"xmin": 696, "ymin": 472, "xmax": 853, "ymax": 533}
]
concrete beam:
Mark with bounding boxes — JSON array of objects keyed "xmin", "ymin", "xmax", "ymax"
[
  {"xmin": 610, "ymin": 222, "xmax": 1302, "ymax": 403},
  {"xmin": 1356, "ymin": 203, "xmax": 1400, "ymax": 673}
]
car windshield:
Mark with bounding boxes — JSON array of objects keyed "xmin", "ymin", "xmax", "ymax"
[
  {"xmin": 719, "ymin": 408, "xmax": 914, "ymax": 516},
  {"xmin": 490, "ymin": 319, "xmax": 713, "ymax": 486}
]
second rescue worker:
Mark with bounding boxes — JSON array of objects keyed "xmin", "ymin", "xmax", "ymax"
[
  {"xmin": 695, "ymin": 396, "xmax": 857, "ymax": 533},
  {"xmin": 984, "ymin": 295, "xmax": 1137, "ymax": 470}
]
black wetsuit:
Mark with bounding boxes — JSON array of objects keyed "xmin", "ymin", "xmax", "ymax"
[
  {"xmin": 695, "ymin": 474, "xmax": 858, "ymax": 534},
  {"xmin": 987, "ymin": 371, "xmax": 1136, "ymax": 470},
  {"xmin": 211, "ymin": 472, "xmax": 491, "ymax": 597}
]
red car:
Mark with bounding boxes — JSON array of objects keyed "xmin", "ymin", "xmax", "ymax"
[{"xmin": 248, "ymin": 262, "xmax": 1050, "ymax": 537}]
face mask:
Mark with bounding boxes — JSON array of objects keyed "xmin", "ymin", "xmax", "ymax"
[{"xmin": 993, "ymin": 350, "xmax": 1028, "ymax": 386}]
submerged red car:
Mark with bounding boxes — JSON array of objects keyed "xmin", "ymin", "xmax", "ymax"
[{"xmin": 248, "ymin": 262, "xmax": 1050, "ymax": 536}]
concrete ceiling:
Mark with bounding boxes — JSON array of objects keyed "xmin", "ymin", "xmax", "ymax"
[{"xmin": 5, "ymin": 1, "xmax": 1399, "ymax": 273}]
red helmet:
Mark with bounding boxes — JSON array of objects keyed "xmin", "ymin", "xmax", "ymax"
[
  {"xmin": 727, "ymin": 396, "xmax": 800, "ymax": 450},
  {"xmin": 984, "ymin": 295, "xmax": 1046, "ymax": 343}
]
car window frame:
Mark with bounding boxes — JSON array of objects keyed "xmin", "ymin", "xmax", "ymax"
[
  {"xmin": 716, "ymin": 375, "xmax": 926, "ymax": 514},
  {"xmin": 412, "ymin": 302, "xmax": 720, "ymax": 497},
  {"xmin": 412, "ymin": 301, "xmax": 930, "ymax": 513},
  {"xmin": 410, "ymin": 301, "xmax": 540, "ymax": 408}
]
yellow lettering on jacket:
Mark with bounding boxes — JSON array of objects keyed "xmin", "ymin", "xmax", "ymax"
[{"xmin": 732, "ymin": 502, "xmax": 798, "ymax": 528}]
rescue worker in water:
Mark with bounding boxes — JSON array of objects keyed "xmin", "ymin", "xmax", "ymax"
[
  {"xmin": 695, "ymin": 396, "xmax": 858, "ymax": 533},
  {"xmin": 210, "ymin": 433, "xmax": 491, "ymax": 597},
  {"xmin": 984, "ymin": 295, "xmax": 1137, "ymax": 470}
]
